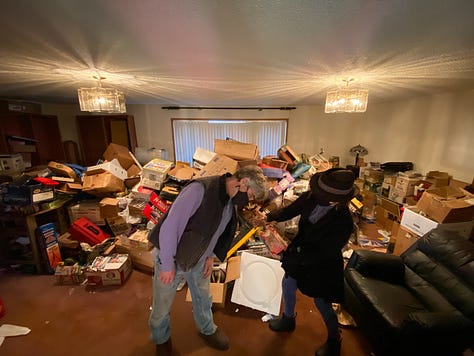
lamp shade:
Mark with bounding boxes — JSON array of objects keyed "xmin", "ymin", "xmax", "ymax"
[
  {"xmin": 77, "ymin": 87, "xmax": 126, "ymax": 113},
  {"xmin": 325, "ymin": 88, "xmax": 368, "ymax": 113}
]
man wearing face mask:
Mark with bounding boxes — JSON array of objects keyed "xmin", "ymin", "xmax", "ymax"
[{"xmin": 148, "ymin": 165, "xmax": 267, "ymax": 355}]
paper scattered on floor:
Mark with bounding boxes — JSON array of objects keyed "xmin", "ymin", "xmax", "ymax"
[{"xmin": 0, "ymin": 324, "xmax": 31, "ymax": 346}]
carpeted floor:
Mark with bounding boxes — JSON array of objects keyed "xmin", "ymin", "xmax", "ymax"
[{"xmin": 0, "ymin": 268, "xmax": 372, "ymax": 356}]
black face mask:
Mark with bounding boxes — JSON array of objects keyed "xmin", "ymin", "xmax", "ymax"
[{"xmin": 232, "ymin": 191, "xmax": 249, "ymax": 207}]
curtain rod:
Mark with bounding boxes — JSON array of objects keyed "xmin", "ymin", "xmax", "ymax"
[{"xmin": 161, "ymin": 106, "xmax": 296, "ymax": 111}]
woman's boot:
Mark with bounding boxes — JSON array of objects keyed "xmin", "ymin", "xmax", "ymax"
[
  {"xmin": 315, "ymin": 335, "xmax": 341, "ymax": 356},
  {"xmin": 268, "ymin": 314, "xmax": 296, "ymax": 332}
]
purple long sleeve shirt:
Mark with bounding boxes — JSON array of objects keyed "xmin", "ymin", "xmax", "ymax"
[{"xmin": 158, "ymin": 181, "xmax": 234, "ymax": 271}]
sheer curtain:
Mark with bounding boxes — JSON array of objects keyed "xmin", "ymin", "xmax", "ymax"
[{"xmin": 173, "ymin": 119, "xmax": 288, "ymax": 164}]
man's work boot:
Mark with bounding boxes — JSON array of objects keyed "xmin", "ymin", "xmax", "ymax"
[{"xmin": 199, "ymin": 327, "xmax": 230, "ymax": 350}]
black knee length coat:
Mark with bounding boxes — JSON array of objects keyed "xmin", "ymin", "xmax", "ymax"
[{"xmin": 266, "ymin": 191, "xmax": 354, "ymax": 303}]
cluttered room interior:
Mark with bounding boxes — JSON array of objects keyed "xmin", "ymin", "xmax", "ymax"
[{"xmin": 1, "ymin": 1, "xmax": 474, "ymax": 355}]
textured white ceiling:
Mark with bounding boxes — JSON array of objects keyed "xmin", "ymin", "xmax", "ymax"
[{"xmin": 1, "ymin": 0, "xmax": 474, "ymax": 107}]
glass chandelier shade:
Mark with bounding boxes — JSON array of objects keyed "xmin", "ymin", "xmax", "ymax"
[
  {"xmin": 77, "ymin": 78, "xmax": 126, "ymax": 113},
  {"xmin": 325, "ymin": 85, "xmax": 368, "ymax": 113}
]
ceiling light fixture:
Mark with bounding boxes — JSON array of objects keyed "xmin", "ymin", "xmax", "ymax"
[
  {"xmin": 77, "ymin": 75, "xmax": 126, "ymax": 113},
  {"xmin": 325, "ymin": 79, "xmax": 368, "ymax": 113}
]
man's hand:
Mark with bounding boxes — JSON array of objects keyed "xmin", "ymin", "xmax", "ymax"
[
  {"xmin": 203, "ymin": 257, "xmax": 214, "ymax": 278},
  {"xmin": 159, "ymin": 270, "xmax": 176, "ymax": 285}
]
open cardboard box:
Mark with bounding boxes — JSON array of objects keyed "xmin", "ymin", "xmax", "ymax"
[
  {"xmin": 82, "ymin": 172, "xmax": 125, "ymax": 196},
  {"xmin": 85, "ymin": 254, "xmax": 132, "ymax": 287},
  {"xmin": 416, "ymin": 186, "xmax": 474, "ymax": 223},
  {"xmin": 186, "ymin": 255, "xmax": 241, "ymax": 306},
  {"xmin": 103, "ymin": 143, "xmax": 135, "ymax": 170},
  {"xmin": 401, "ymin": 206, "xmax": 474, "ymax": 238},
  {"xmin": 86, "ymin": 158, "xmax": 127, "ymax": 180}
]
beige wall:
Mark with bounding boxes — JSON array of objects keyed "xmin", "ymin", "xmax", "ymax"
[{"xmin": 43, "ymin": 89, "xmax": 474, "ymax": 183}]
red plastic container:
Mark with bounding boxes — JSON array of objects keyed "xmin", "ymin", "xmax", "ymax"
[{"xmin": 68, "ymin": 217, "xmax": 110, "ymax": 246}]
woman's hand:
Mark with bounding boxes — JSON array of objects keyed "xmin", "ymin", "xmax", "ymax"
[
  {"xmin": 249, "ymin": 210, "xmax": 268, "ymax": 228},
  {"xmin": 203, "ymin": 257, "xmax": 214, "ymax": 278}
]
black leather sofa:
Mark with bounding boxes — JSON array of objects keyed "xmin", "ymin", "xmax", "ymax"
[{"xmin": 343, "ymin": 228, "xmax": 474, "ymax": 356}]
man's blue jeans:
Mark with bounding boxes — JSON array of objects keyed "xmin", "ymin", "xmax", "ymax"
[{"xmin": 149, "ymin": 255, "xmax": 216, "ymax": 344}]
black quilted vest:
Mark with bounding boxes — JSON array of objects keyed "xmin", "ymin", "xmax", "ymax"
[{"xmin": 148, "ymin": 174, "xmax": 237, "ymax": 271}]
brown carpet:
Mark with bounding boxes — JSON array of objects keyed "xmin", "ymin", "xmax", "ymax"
[{"xmin": 0, "ymin": 269, "xmax": 372, "ymax": 356}]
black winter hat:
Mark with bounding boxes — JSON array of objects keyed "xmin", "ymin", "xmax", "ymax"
[{"xmin": 310, "ymin": 168, "xmax": 357, "ymax": 203}]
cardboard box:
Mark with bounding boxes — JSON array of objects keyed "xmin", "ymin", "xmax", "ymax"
[
  {"xmin": 86, "ymin": 159, "xmax": 127, "ymax": 180},
  {"xmin": 186, "ymin": 256, "xmax": 241, "ymax": 305},
  {"xmin": 214, "ymin": 139, "xmax": 259, "ymax": 161},
  {"xmin": 100, "ymin": 197, "xmax": 120, "ymax": 219},
  {"xmin": 103, "ymin": 143, "xmax": 135, "ymax": 170},
  {"xmin": 82, "ymin": 172, "xmax": 125, "ymax": 196},
  {"xmin": 142, "ymin": 203, "xmax": 164, "ymax": 224},
  {"xmin": 142, "ymin": 158, "xmax": 173, "ymax": 181},
  {"xmin": 262, "ymin": 156, "xmax": 288, "ymax": 170},
  {"xmin": 140, "ymin": 177, "xmax": 164, "ymax": 191},
  {"xmin": 55, "ymin": 265, "xmax": 85, "ymax": 285},
  {"xmin": 392, "ymin": 174, "xmax": 420, "ymax": 197},
  {"xmin": 115, "ymin": 240, "xmax": 154, "ymax": 274},
  {"xmin": 86, "ymin": 254, "xmax": 132, "ymax": 286},
  {"xmin": 425, "ymin": 171, "xmax": 451, "ymax": 187},
  {"xmin": 401, "ymin": 206, "xmax": 474, "ymax": 238},
  {"xmin": 416, "ymin": 186, "xmax": 474, "ymax": 223},
  {"xmin": 1, "ymin": 181, "xmax": 54, "ymax": 205},
  {"xmin": 127, "ymin": 164, "xmax": 142, "ymax": 178},
  {"xmin": 168, "ymin": 162, "xmax": 195, "ymax": 182},
  {"xmin": 106, "ymin": 216, "xmax": 131, "ymax": 237},
  {"xmin": 56, "ymin": 182, "xmax": 83, "ymax": 194},
  {"xmin": 192, "ymin": 147, "xmax": 216, "ymax": 169},
  {"xmin": 198, "ymin": 154, "xmax": 239, "ymax": 177},
  {"xmin": 131, "ymin": 183, "xmax": 155, "ymax": 200},
  {"xmin": 375, "ymin": 206, "xmax": 395, "ymax": 232},
  {"xmin": 364, "ymin": 169, "xmax": 384, "ymax": 184},
  {"xmin": 68, "ymin": 201, "xmax": 104, "ymax": 225},
  {"xmin": 128, "ymin": 230, "xmax": 153, "ymax": 251},
  {"xmin": 393, "ymin": 225, "xmax": 418, "ymax": 256},
  {"xmin": 278, "ymin": 145, "xmax": 301, "ymax": 168},
  {"xmin": 0, "ymin": 153, "xmax": 24, "ymax": 173},
  {"xmin": 149, "ymin": 192, "xmax": 172, "ymax": 213}
]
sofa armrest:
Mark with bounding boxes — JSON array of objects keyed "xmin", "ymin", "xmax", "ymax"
[{"xmin": 346, "ymin": 249, "xmax": 405, "ymax": 284}]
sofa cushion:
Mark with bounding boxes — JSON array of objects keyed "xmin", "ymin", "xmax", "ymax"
[
  {"xmin": 404, "ymin": 267, "xmax": 459, "ymax": 313},
  {"xmin": 403, "ymin": 229, "xmax": 474, "ymax": 319},
  {"xmin": 345, "ymin": 269, "xmax": 427, "ymax": 329},
  {"xmin": 407, "ymin": 229, "xmax": 474, "ymax": 285}
]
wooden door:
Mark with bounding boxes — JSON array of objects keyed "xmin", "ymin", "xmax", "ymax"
[
  {"xmin": 76, "ymin": 116, "xmax": 109, "ymax": 166},
  {"xmin": 76, "ymin": 115, "xmax": 137, "ymax": 166}
]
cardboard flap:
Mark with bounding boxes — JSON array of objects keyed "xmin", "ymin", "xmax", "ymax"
[
  {"xmin": 426, "ymin": 186, "xmax": 466, "ymax": 200},
  {"xmin": 224, "ymin": 255, "xmax": 241, "ymax": 283},
  {"xmin": 378, "ymin": 195, "xmax": 401, "ymax": 219}
]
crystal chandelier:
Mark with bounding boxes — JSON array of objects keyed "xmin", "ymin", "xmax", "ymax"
[
  {"xmin": 77, "ymin": 76, "xmax": 126, "ymax": 113},
  {"xmin": 325, "ymin": 79, "xmax": 368, "ymax": 113}
]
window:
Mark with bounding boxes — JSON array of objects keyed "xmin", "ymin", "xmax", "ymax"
[{"xmin": 172, "ymin": 119, "xmax": 288, "ymax": 164}]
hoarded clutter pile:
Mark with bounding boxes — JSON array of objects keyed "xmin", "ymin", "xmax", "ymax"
[{"xmin": 1, "ymin": 140, "xmax": 473, "ymax": 308}]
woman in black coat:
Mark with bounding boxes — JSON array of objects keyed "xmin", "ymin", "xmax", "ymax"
[{"xmin": 266, "ymin": 168, "xmax": 357, "ymax": 356}]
